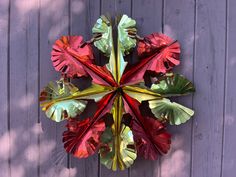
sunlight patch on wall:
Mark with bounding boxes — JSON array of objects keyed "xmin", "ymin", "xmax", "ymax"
[
  {"xmin": 71, "ymin": 1, "xmax": 85, "ymax": 14},
  {"xmin": 0, "ymin": 130, "xmax": 17, "ymax": 160},
  {"xmin": 160, "ymin": 134, "xmax": 190, "ymax": 177},
  {"xmin": 17, "ymin": 93, "xmax": 35, "ymax": 110},
  {"xmin": 225, "ymin": 115, "xmax": 235, "ymax": 125},
  {"xmin": 41, "ymin": 166, "xmax": 77, "ymax": 177}
]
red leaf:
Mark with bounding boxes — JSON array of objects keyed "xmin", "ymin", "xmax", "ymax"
[
  {"xmin": 63, "ymin": 118, "xmax": 105, "ymax": 158},
  {"xmin": 120, "ymin": 33, "xmax": 180, "ymax": 85},
  {"xmin": 122, "ymin": 93, "xmax": 171, "ymax": 160},
  {"xmin": 65, "ymin": 47, "xmax": 117, "ymax": 87},
  {"xmin": 51, "ymin": 36, "xmax": 94, "ymax": 78},
  {"xmin": 63, "ymin": 92, "xmax": 116, "ymax": 158}
]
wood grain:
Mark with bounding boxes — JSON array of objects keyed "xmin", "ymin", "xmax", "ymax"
[
  {"xmin": 221, "ymin": 0, "xmax": 235, "ymax": 177},
  {"xmin": 0, "ymin": 0, "xmax": 10, "ymax": 176},
  {"xmin": 9, "ymin": 0, "xmax": 40, "ymax": 177},
  {"xmin": 160, "ymin": 1, "xmax": 195, "ymax": 177},
  {"xmin": 192, "ymin": 0, "xmax": 226, "ymax": 177},
  {"xmin": 39, "ymin": 0, "xmax": 70, "ymax": 176}
]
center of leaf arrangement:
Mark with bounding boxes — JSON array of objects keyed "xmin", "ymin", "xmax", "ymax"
[{"xmin": 116, "ymin": 87, "xmax": 123, "ymax": 95}]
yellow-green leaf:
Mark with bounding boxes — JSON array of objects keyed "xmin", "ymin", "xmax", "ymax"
[
  {"xmin": 100, "ymin": 95, "xmax": 136, "ymax": 170},
  {"xmin": 123, "ymin": 83, "xmax": 161, "ymax": 102},
  {"xmin": 100, "ymin": 125, "xmax": 137, "ymax": 171},
  {"xmin": 40, "ymin": 80, "xmax": 87, "ymax": 122},
  {"xmin": 40, "ymin": 83, "xmax": 113, "ymax": 108}
]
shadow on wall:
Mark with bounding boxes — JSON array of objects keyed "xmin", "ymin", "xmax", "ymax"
[{"xmin": 0, "ymin": 122, "xmax": 78, "ymax": 177}]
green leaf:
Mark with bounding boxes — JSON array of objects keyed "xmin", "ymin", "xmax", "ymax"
[
  {"xmin": 117, "ymin": 14, "xmax": 137, "ymax": 55},
  {"xmin": 108, "ymin": 14, "xmax": 137, "ymax": 82},
  {"xmin": 151, "ymin": 73, "xmax": 195, "ymax": 97},
  {"xmin": 149, "ymin": 98, "xmax": 194, "ymax": 125},
  {"xmin": 92, "ymin": 15, "xmax": 137, "ymax": 82},
  {"xmin": 92, "ymin": 15, "xmax": 113, "ymax": 57},
  {"xmin": 40, "ymin": 80, "xmax": 87, "ymax": 122},
  {"xmin": 100, "ymin": 125, "xmax": 137, "ymax": 171}
]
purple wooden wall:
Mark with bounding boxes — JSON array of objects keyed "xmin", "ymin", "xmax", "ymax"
[{"xmin": 0, "ymin": 0, "xmax": 234, "ymax": 177}]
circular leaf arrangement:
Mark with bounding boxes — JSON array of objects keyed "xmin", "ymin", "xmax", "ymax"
[{"xmin": 40, "ymin": 14, "xmax": 195, "ymax": 171}]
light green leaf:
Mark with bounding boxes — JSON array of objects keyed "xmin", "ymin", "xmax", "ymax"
[
  {"xmin": 151, "ymin": 73, "xmax": 195, "ymax": 97},
  {"xmin": 92, "ymin": 15, "xmax": 113, "ymax": 57},
  {"xmin": 45, "ymin": 100, "xmax": 86, "ymax": 122},
  {"xmin": 149, "ymin": 98, "xmax": 194, "ymax": 125},
  {"xmin": 40, "ymin": 80, "xmax": 87, "ymax": 122},
  {"xmin": 92, "ymin": 15, "xmax": 137, "ymax": 82},
  {"xmin": 109, "ymin": 14, "xmax": 137, "ymax": 82},
  {"xmin": 117, "ymin": 14, "xmax": 137, "ymax": 56}
]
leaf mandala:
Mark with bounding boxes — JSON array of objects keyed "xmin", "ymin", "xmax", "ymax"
[{"xmin": 40, "ymin": 14, "xmax": 195, "ymax": 171}]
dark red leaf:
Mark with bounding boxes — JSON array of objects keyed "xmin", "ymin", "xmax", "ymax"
[
  {"xmin": 131, "ymin": 117, "xmax": 171, "ymax": 160},
  {"xmin": 51, "ymin": 36, "xmax": 94, "ymax": 78},
  {"xmin": 122, "ymin": 92, "xmax": 171, "ymax": 160},
  {"xmin": 120, "ymin": 33, "xmax": 180, "ymax": 85}
]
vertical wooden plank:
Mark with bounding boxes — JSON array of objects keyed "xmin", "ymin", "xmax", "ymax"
[
  {"xmin": 70, "ymin": 0, "xmax": 100, "ymax": 38},
  {"xmin": 0, "ymin": 0, "xmax": 10, "ymax": 176},
  {"xmin": 69, "ymin": 0, "xmax": 100, "ymax": 177},
  {"xmin": 192, "ymin": 0, "xmax": 226, "ymax": 177},
  {"xmin": 101, "ymin": 0, "xmax": 132, "ymax": 16},
  {"xmin": 100, "ymin": 0, "xmax": 132, "ymax": 176},
  {"xmin": 221, "ymin": 0, "xmax": 236, "ymax": 177},
  {"xmin": 39, "ymin": 0, "xmax": 70, "ymax": 176},
  {"xmin": 9, "ymin": 0, "xmax": 40, "ymax": 177},
  {"xmin": 131, "ymin": 1, "xmax": 162, "ymax": 177},
  {"xmin": 132, "ymin": 0, "xmax": 162, "ymax": 36},
  {"xmin": 160, "ymin": 1, "xmax": 195, "ymax": 177}
]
